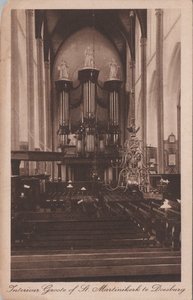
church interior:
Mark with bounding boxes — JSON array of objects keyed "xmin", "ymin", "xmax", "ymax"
[{"xmin": 11, "ymin": 9, "xmax": 181, "ymax": 282}]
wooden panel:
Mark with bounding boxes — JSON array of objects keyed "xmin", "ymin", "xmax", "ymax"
[
  {"xmin": 24, "ymin": 219, "xmax": 137, "ymax": 228},
  {"xmin": 13, "ymin": 238, "xmax": 154, "ymax": 248},
  {"xmin": 38, "ymin": 228, "xmax": 142, "ymax": 235},
  {"xmin": 11, "ymin": 247, "xmax": 175, "ymax": 256},
  {"xmin": 11, "ymin": 264, "xmax": 181, "ymax": 280},
  {"xmin": 11, "ymin": 250, "xmax": 181, "ymax": 262},
  {"xmin": 34, "ymin": 233, "xmax": 148, "ymax": 241},
  {"xmin": 12, "ymin": 256, "xmax": 181, "ymax": 269},
  {"xmin": 11, "ymin": 151, "xmax": 64, "ymax": 161}
]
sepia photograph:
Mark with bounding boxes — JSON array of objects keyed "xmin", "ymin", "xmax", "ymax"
[{"xmin": 0, "ymin": 0, "xmax": 192, "ymax": 299}]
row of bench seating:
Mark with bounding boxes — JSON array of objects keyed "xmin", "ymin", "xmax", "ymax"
[
  {"xmin": 11, "ymin": 188, "xmax": 181, "ymax": 281},
  {"xmin": 102, "ymin": 189, "xmax": 181, "ymax": 249},
  {"xmin": 11, "ymin": 247, "xmax": 181, "ymax": 281}
]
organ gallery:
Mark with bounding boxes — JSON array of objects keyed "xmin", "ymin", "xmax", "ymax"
[{"xmin": 10, "ymin": 8, "xmax": 181, "ymax": 282}]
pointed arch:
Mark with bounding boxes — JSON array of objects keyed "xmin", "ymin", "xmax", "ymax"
[
  {"xmin": 167, "ymin": 42, "xmax": 180, "ymax": 98},
  {"xmin": 164, "ymin": 42, "xmax": 180, "ymax": 139}
]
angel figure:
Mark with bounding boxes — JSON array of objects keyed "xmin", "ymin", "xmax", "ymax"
[
  {"xmin": 109, "ymin": 58, "xmax": 120, "ymax": 79},
  {"xmin": 58, "ymin": 59, "xmax": 69, "ymax": 80},
  {"xmin": 84, "ymin": 46, "xmax": 95, "ymax": 68}
]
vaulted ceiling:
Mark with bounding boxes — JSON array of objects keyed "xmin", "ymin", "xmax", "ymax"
[{"xmin": 35, "ymin": 9, "xmax": 147, "ymax": 67}]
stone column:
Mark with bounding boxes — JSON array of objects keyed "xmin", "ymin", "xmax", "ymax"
[
  {"xmin": 44, "ymin": 60, "xmax": 51, "ymax": 151},
  {"xmin": 11, "ymin": 10, "xmax": 20, "ymax": 150},
  {"xmin": 61, "ymin": 165, "xmax": 67, "ymax": 182},
  {"xmin": 26, "ymin": 10, "xmax": 35, "ymax": 150},
  {"xmin": 177, "ymin": 101, "xmax": 181, "ymax": 173},
  {"xmin": 129, "ymin": 60, "xmax": 136, "ymax": 127},
  {"xmin": 155, "ymin": 9, "xmax": 164, "ymax": 174},
  {"xmin": 44, "ymin": 60, "xmax": 52, "ymax": 175},
  {"xmin": 128, "ymin": 10, "xmax": 136, "ymax": 130},
  {"xmin": 125, "ymin": 44, "xmax": 131, "ymax": 140},
  {"xmin": 57, "ymin": 163, "xmax": 62, "ymax": 181},
  {"xmin": 67, "ymin": 166, "xmax": 72, "ymax": 181},
  {"xmin": 36, "ymin": 37, "xmax": 45, "ymax": 150},
  {"xmin": 125, "ymin": 44, "xmax": 131, "ymax": 95},
  {"xmin": 140, "ymin": 37, "xmax": 147, "ymax": 157}
]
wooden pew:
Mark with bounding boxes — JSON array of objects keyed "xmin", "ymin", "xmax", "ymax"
[
  {"xmin": 11, "ymin": 247, "xmax": 181, "ymax": 281},
  {"xmin": 101, "ymin": 189, "xmax": 181, "ymax": 249}
]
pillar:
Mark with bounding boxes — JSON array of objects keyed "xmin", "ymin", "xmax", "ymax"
[
  {"xmin": 128, "ymin": 10, "xmax": 136, "ymax": 129},
  {"xmin": 44, "ymin": 60, "xmax": 51, "ymax": 151},
  {"xmin": 44, "ymin": 60, "xmax": 52, "ymax": 175},
  {"xmin": 125, "ymin": 44, "xmax": 131, "ymax": 140},
  {"xmin": 155, "ymin": 9, "xmax": 164, "ymax": 173},
  {"xmin": 61, "ymin": 165, "xmax": 67, "ymax": 182},
  {"xmin": 11, "ymin": 10, "xmax": 20, "ymax": 150},
  {"xmin": 129, "ymin": 60, "xmax": 135, "ymax": 127},
  {"xmin": 57, "ymin": 163, "xmax": 62, "ymax": 181},
  {"xmin": 36, "ymin": 37, "xmax": 45, "ymax": 150},
  {"xmin": 140, "ymin": 37, "xmax": 147, "ymax": 156},
  {"xmin": 177, "ymin": 101, "xmax": 181, "ymax": 173},
  {"xmin": 26, "ymin": 10, "xmax": 35, "ymax": 150}
]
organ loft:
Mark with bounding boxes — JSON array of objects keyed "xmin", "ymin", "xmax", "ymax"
[{"xmin": 10, "ymin": 9, "xmax": 181, "ymax": 281}]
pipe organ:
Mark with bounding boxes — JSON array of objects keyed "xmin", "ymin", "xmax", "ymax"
[
  {"xmin": 104, "ymin": 80, "xmax": 122, "ymax": 150},
  {"xmin": 54, "ymin": 59, "xmax": 123, "ymax": 183},
  {"xmin": 83, "ymin": 80, "xmax": 96, "ymax": 119},
  {"xmin": 55, "ymin": 79, "xmax": 72, "ymax": 150},
  {"xmin": 78, "ymin": 68, "xmax": 100, "ymax": 155},
  {"xmin": 109, "ymin": 91, "xmax": 119, "ymax": 126}
]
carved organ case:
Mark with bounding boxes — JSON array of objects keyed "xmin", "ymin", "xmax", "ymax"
[{"xmin": 53, "ymin": 28, "xmax": 124, "ymax": 182}]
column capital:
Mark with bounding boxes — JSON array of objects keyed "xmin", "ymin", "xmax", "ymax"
[
  {"xmin": 129, "ymin": 60, "xmax": 135, "ymax": 69},
  {"xmin": 140, "ymin": 37, "xmax": 147, "ymax": 47},
  {"xmin": 155, "ymin": 9, "xmax": 163, "ymax": 16},
  {"xmin": 26, "ymin": 9, "xmax": 34, "ymax": 17},
  {"xmin": 44, "ymin": 61, "xmax": 50, "ymax": 68}
]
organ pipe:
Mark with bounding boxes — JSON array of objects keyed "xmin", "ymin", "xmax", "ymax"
[
  {"xmin": 109, "ymin": 91, "xmax": 119, "ymax": 126},
  {"xmin": 83, "ymin": 80, "xmax": 95, "ymax": 119},
  {"xmin": 85, "ymin": 128, "xmax": 95, "ymax": 153},
  {"xmin": 55, "ymin": 80, "xmax": 72, "ymax": 149},
  {"xmin": 59, "ymin": 91, "xmax": 69, "ymax": 126}
]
